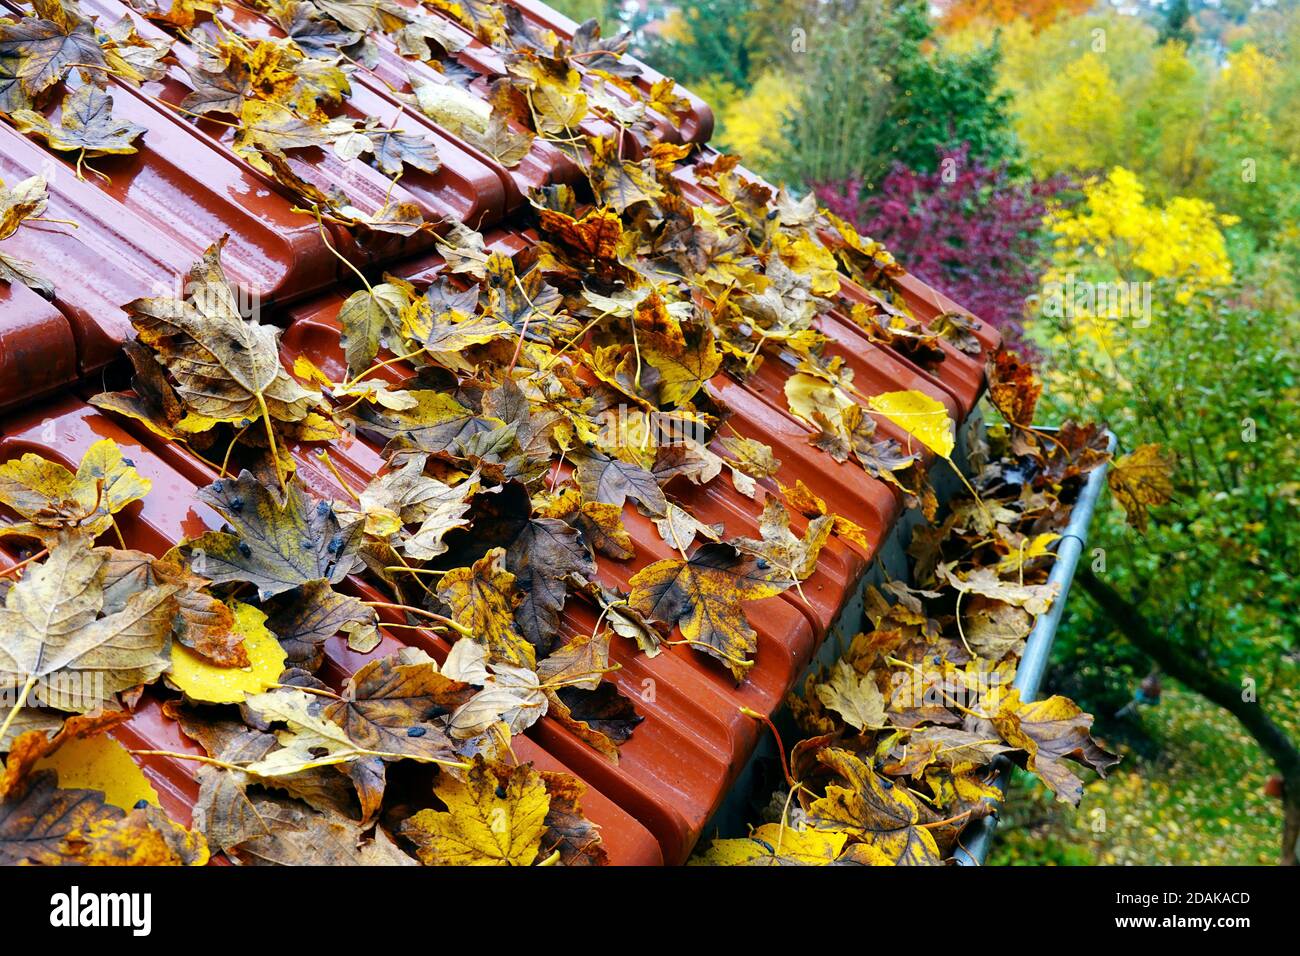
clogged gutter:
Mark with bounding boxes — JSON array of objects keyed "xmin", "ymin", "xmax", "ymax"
[{"xmin": 693, "ymin": 361, "xmax": 1122, "ymax": 866}]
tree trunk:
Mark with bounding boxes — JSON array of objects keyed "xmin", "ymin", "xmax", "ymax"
[
  {"xmin": 1078, "ymin": 568, "xmax": 1300, "ymax": 866},
  {"xmin": 1283, "ymin": 779, "xmax": 1300, "ymax": 868}
]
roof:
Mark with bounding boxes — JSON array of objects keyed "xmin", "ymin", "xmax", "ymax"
[{"xmin": 0, "ymin": 0, "xmax": 1001, "ymax": 865}]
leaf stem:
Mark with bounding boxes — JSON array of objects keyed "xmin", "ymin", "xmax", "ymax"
[
  {"xmin": 127, "ymin": 749, "xmax": 246, "ymax": 772},
  {"xmin": 506, "ymin": 271, "xmax": 539, "ymax": 374},
  {"xmin": 0, "ymin": 675, "xmax": 37, "ymax": 749},
  {"xmin": 0, "ymin": 549, "xmax": 48, "ymax": 579},
  {"xmin": 945, "ymin": 454, "xmax": 993, "ymax": 526},
  {"xmin": 28, "ymin": 216, "xmax": 80, "ymax": 229},
  {"xmin": 316, "ymin": 449, "xmax": 360, "ymax": 501},
  {"xmin": 220, "ymin": 422, "xmax": 253, "ymax": 478},
  {"xmin": 313, "ymin": 206, "xmax": 374, "ymax": 296},
  {"xmin": 740, "ymin": 705, "xmax": 795, "ymax": 789},
  {"xmin": 362, "ymin": 601, "xmax": 471, "ymax": 637},
  {"xmin": 254, "ymin": 391, "xmax": 286, "ymax": 495},
  {"xmin": 268, "ymin": 683, "xmax": 343, "ymax": 700},
  {"xmin": 954, "ymin": 589, "xmax": 974, "ymax": 658},
  {"xmin": 665, "ymin": 638, "xmax": 752, "ymax": 669},
  {"xmin": 916, "ymin": 808, "xmax": 974, "ymax": 830},
  {"xmin": 346, "ymin": 347, "xmax": 427, "ymax": 388}
]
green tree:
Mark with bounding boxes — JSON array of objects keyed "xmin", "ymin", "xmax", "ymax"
[
  {"xmin": 1031, "ymin": 181, "xmax": 1300, "ymax": 863},
  {"xmin": 776, "ymin": 0, "xmax": 1019, "ymax": 187},
  {"xmin": 544, "ymin": 0, "xmax": 619, "ymax": 32},
  {"xmin": 1159, "ymin": 0, "xmax": 1196, "ymax": 46},
  {"xmin": 890, "ymin": 34, "xmax": 1019, "ymax": 174},
  {"xmin": 632, "ymin": 0, "xmax": 762, "ymax": 90}
]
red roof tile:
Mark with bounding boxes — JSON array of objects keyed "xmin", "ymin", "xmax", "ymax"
[{"xmin": 0, "ymin": 0, "xmax": 1000, "ymax": 864}]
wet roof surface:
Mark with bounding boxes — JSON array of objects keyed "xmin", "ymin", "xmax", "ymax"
[{"xmin": 0, "ymin": 0, "xmax": 999, "ymax": 864}]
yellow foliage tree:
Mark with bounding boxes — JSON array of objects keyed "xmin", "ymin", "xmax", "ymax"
[
  {"xmin": 1014, "ymin": 54, "xmax": 1125, "ymax": 176},
  {"xmin": 712, "ymin": 71, "xmax": 802, "ymax": 175},
  {"xmin": 1131, "ymin": 43, "xmax": 1210, "ymax": 195},
  {"xmin": 1037, "ymin": 167, "xmax": 1237, "ymax": 354},
  {"xmin": 1047, "ymin": 167, "xmax": 1236, "ymax": 289}
]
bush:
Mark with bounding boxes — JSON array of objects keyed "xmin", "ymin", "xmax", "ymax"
[{"xmin": 813, "ymin": 144, "xmax": 1063, "ymax": 342}]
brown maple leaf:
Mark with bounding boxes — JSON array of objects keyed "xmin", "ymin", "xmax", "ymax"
[
  {"xmin": 1107, "ymin": 443, "xmax": 1175, "ymax": 532},
  {"xmin": 987, "ymin": 349, "xmax": 1042, "ymax": 429},
  {"xmin": 0, "ymin": 15, "xmax": 105, "ymax": 96},
  {"xmin": 627, "ymin": 542, "xmax": 791, "ymax": 680},
  {"xmin": 991, "ymin": 690, "xmax": 1120, "ymax": 806}
]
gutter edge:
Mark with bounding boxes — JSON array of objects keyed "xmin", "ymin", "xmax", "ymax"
[{"xmin": 952, "ymin": 426, "xmax": 1117, "ymax": 866}]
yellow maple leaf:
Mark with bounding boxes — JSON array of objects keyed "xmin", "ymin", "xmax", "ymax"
[
  {"xmin": 435, "ymin": 548, "xmax": 532, "ymax": 668},
  {"xmin": 865, "ymin": 390, "xmax": 955, "ymax": 459},
  {"xmin": 995, "ymin": 532, "xmax": 1060, "ymax": 574},
  {"xmin": 398, "ymin": 756, "xmax": 550, "ymax": 865},
  {"xmin": 784, "ymin": 372, "xmax": 853, "ymax": 429},
  {"xmin": 692, "ymin": 822, "xmax": 848, "ymax": 866},
  {"xmin": 0, "ymin": 439, "xmax": 150, "ymax": 545},
  {"xmin": 627, "ymin": 543, "xmax": 790, "ymax": 680},
  {"xmin": 168, "ymin": 601, "xmax": 286, "ymax": 704}
]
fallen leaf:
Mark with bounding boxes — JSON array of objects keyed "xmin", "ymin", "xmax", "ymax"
[
  {"xmin": 0, "ymin": 174, "xmax": 53, "ymax": 295},
  {"xmin": 734, "ymin": 498, "xmax": 834, "ymax": 585},
  {"xmin": 264, "ymin": 580, "xmax": 377, "ymax": 670},
  {"xmin": 132, "ymin": 242, "xmax": 322, "ymax": 433},
  {"xmin": 991, "ymin": 690, "xmax": 1120, "ymax": 806},
  {"xmin": 30, "ymin": 733, "xmax": 158, "ymax": 810},
  {"xmin": 963, "ymin": 597, "xmax": 1033, "ymax": 660},
  {"xmin": 987, "ymin": 349, "xmax": 1041, "ymax": 428},
  {"xmin": 0, "ymin": 16, "xmax": 105, "ymax": 96},
  {"xmin": 337, "ymin": 281, "xmax": 411, "ymax": 376},
  {"xmin": 537, "ymin": 769, "xmax": 607, "ymax": 865},
  {"xmin": 815, "ymin": 661, "xmax": 887, "ymax": 732},
  {"xmin": 11, "ymin": 85, "xmax": 146, "ymax": 178},
  {"xmin": 0, "ymin": 536, "xmax": 175, "ymax": 713},
  {"xmin": 939, "ymin": 564, "xmax": 1059, "ymax": 617},
  {"xmin": 70, "ymin": 803, "xmax": 208, "ymax": 865},
  {"xmin": 995, "ymin": 532, "xmax": 1060, "ymax": 574},
  {"xmin": 641, "ymin": 324, "xmax": 722, "ymax": 406},
  {"xmin": 398, "ymin": 756, "xmax": 549, "ymax": 865},
  {"xmin": 0, "ymin": 439, "xmax": 150, "ymax": 546},
  {"xmin": 694, "ymin": 822, "xmax": 848, "ymax": 866},
  {"xmin": 806, "ymin": 747, "xmax": 940, "ymax": 865},
  {"xmin": 628, "ymin": 542, "xmax": 790, "ymax": 680},
  {"xmin": 321, "ymin": 653, "xmax": 473, "ymax": 764},
  {"xmin": 502, "ymin": 517, "xmax": 594, "ymax": 657},
  {"xmin": 168, "ymin": 601, "xmax": 286, "ymax": 704},
  {"xmin": 225, "ymin": 792, "xmax": 415, "ymax": 865},
  {"xmin": 573, "ymin": 449, "xmax": 666, "ymax": 515},
  {"xmin": 652, "ymin": 502, "xmax": 722, "ymax": 552},
  {"xmin": 186, "ymin": 472, "xmax": 364, "ymax": 601},
  {"xmin": 553, "ymin": 683, "xmax": 641, "ymax": 747},
  {"xmin": 0, "ymin": 710, "xmax": 132, "ymax": 801},
  {"xmin": 536, "ymin": 629, "xmax": 613, "ymax": 692},
  {"xmin": 573, "ymin": 501, "xmax": 635, "ymax": 560},
  {"xmin": 0, "ymin": 771, "xmax": 204, "ymax": 865},
  {"xmin": 865, "ymin": 390, "xmax": 954, "ymax": 459},
  {"xmin": 436, "ymin": 548, "xmax": 533, "ymax": 668},
  {"xmin": 1107, "ymin": 443, "xmax": 1174, "ymax": 532}
]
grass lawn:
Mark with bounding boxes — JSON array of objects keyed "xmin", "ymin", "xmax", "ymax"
[{"xmin": 990, "ymin": 685, "xmax": 1298, "ymax": 865}]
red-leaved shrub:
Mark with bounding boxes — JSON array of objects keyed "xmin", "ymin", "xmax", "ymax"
[{"xmin": 814, "ymin": 145, "xmax": 1066, "ymax": 345}]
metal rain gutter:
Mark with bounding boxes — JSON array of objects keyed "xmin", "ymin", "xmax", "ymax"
[{"xmin": 952, "ymin": 427, "xmax": 1117, "ymax": 866}]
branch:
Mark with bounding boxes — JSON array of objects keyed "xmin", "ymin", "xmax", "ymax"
[{"xmin": 1077, "ymin": 568, "xmax": 1300, "ymax": 781}]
